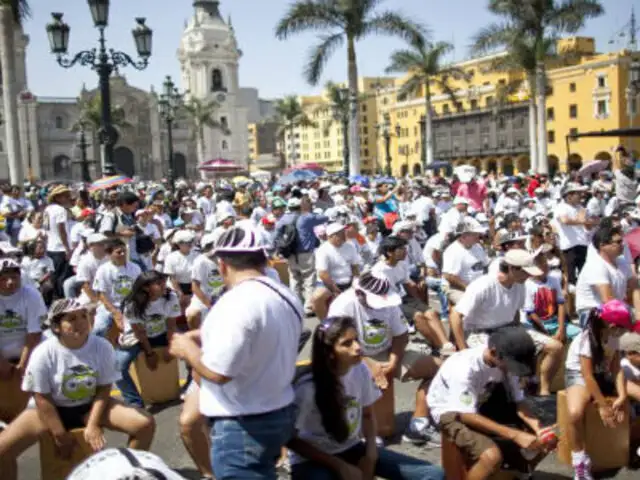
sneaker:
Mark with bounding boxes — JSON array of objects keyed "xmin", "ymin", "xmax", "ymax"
[
  {"xmin": 440, "ymin": 342, "xmax": 456, "ymax": 358},
  {"xmin": 402, "ymin": 418, "xmax": 440, "ymax": 446},
  {"xmin": 573, "ymin": 461, "xmax": 594, "ymax": 480},
  {"xmin": 375, "ymin": 436, "xmax": 385, "ymax": 448},
  {"xmin": 407, "ymin": 323, "xmax": 416, "ymax": 335}
]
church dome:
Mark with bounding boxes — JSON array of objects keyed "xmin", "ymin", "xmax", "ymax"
[{"xmin": 179, "ymin": 0, "xmax": 238, "ymax": 54}]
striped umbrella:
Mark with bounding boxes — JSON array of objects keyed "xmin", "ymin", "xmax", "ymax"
[{"xmin": 89, "ymin": 175, "xmax": 133, "ymax": 192}]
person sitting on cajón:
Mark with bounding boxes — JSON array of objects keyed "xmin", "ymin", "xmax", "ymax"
[
  {"xmin": 427, "ymin": 326, "xmax": 556, "ymax": 480},
  {"xmin": 0, "ymin": 299, "xmax": 155, "ymax": 480}
]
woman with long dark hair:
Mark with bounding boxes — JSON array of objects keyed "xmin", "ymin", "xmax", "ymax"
[
  {"xmin": 114, "ymin": 270, "xmax": 179, "ymax": 408},
  {"xmin": 288, "ymin": 316, "xmax": 444, "ymax": 480}
]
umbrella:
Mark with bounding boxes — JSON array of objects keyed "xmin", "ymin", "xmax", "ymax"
[
  {"xmin": 578, "ymin": 159, "xmax": 610, "ymax": 178},
  {"xmin": 277, "ymin": 170, "xmax": 317, "ymax": 185},
  {"xmin": 198, "ymin": 159, "xmax": 244, "ymax": 174},
  {"xmin": 284, "ymin": 162, "xmax": 326, "ymax": 175},
  {"xmin": 349, "ymin": 175, "xmax": 369, "ymax": 187},
  {"xmin": 233, "ymin": 175, "xmax": 251, "ymax": 183},
  {"xmin": 89, "ymin": 175, "xmax": 132, "ymax": 192}
]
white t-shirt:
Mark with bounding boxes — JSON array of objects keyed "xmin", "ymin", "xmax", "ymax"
[
  {"xmin": 156, "ymin": 243, "xmax": 173, "ymax": 272},
  {"xmin": 123, "ymin": 293, "xmax": 181, "ymax": 338},
  {"xmin": 553, "ymin": 202, "xmax": 589, "ymax": 250},
  {"xmin": 621, "ymin": 357, "xmax": 640, "ymax": 382},
  {"xmin": 371, "ymin": 260, "xmax": 409, "ymax": 297},
  {"xmin": 22, "ymin": 335, "xmax": 120, "ymax": 407},
  {"xmin": 423, "ymin": 233, "xmax": 446, "ymax": 271},
  {"xmin": 438, "ymin": 208, "xmax": 463, "ymax": 235},
  {"xmin": 199, "ymin": 276, "xmax": 302, "ymax": 417},
  {"xmin": 44, "ymin": 204, "xmax": 70, "ymax": 252},
  {"xmin": 565, "ymin": 330, "xmax": 620, "ymax": 373},
  {"xmin": 138, "ymin": 223, "xmax": 161, "ymax": 271},
  {"xmin": 315, "ymin": 241, "xmax": 360, "ymax": 285},
  {"xmin": 197, "ymin": 197, "xmax": 215, "ymax": 217},
  {"xmin": 411, "ymin": 196, "xmax": 435, "ymax": 224},
  {"xmin": 18, "ymin": 222, "xmax": 44, "ymax": 244},
  {"xmin": 328, "ymin": 288, "xmax": 407, "ymax": 356},
  {"xmin": 76, "ymin": 253, "xmax": 108, "ymax": 304},
  {"xmin": 21, "ymin": 256, "xmax": 55, "ymax": 288},
  {"xmin": 442, "ymin": 241, "xmax": 488, "ymax": 286},
  {"xmin": 521, "ymin": 275, "xmax": 565, "ymax": 323},
  {"xmin": 291, "ymin": 361, "xmax": 381, "ymax": 463},
  {"xmin": 93, "ymin": 261, "xmax": 142, "ymax": 308},
  {"xmin": 575, "ymin": 252, "xmax": 633, "ymax": 312},
  {"xmin": 455, "ymin": 275, "xmax": 524, "ymax": 332},
  {"xmin": 189, "ymin": 254, "xmax": 224, "ymax": 310},
  {"xmin": 427, "ymin": 346, "xmax": 525, "ymax": 424},
  {"xmin": 164, "ymin": 250, "xmax": 199, "ymax": 285},
  {"xmin": 0, "ymin": 285, "xmax": 46, "ymax": 359}
]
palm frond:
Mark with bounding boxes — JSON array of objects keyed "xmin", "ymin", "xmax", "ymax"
[
  {"xmin": 470, "ymin": 22, "xmax": 519, "ymax": 56},
  {"xmin": 2, "ymin": 0, "xmax": 31, "ymax": 25},
  {"xmin": 304, "ymin": 33, "xmax": 345, "ymax": 85},
  {"xmin": 274, "ymin": 1, "xmax": 342, "ymax": 40},
  {"xmin": 362, "ymin": 11, "xmax": 428, "ymax": 45},
  {"xmin": 385, "ymin": 49, "xmax": 424, "ymax": 74},
  {"xmin": 397, "ymin": 74, "xmax": 423, "ymax": 101},
  {"xmin": 550, "ymin": 0, "xmax": 604, "ymax": 33}
]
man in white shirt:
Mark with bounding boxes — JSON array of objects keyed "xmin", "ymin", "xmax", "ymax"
[
  {"xmin": 311, "ymin": 223, "xmax": 361, "ymax": 319},
  {"xmin": 44, "ymin": 185, "xmax": 74, "ymax": 298},
  {"xmin": 168, "ymin": 225, "xmax": 302, "ymax": 480},
  {"xmin": 441, "ymin": 219, "xmax": 489, "ymax": 307},
  {"xmin": 427, "ymin": 327, "xmax": 550, "ymax": 479},
  {"xmin": 438, "ymin": 196, "xmax": 468, "ymax": 238}
]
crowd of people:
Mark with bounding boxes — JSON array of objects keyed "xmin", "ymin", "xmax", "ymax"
[{"xmin": 1, "ymin": 148, "xmax": 640, "ymax": 480}]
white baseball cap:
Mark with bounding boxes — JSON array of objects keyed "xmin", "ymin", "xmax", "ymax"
[
  {"xmin": 453, "ymin": 196, "xmax": 469, "ymax": 206},
  {"xmin": 392, "ymin": 220, "xmax": 415, "ymax": 234},
  {"xmin": 87, "ymin": 233, "xmax": 108, "ymax": 246},
  {"xmin": 326, "ymin": 223, "xmax": 346, "ymax": 236},
  {"xmin": 504, "ymin": 249, "xmax": 543, "ymax": 276}
]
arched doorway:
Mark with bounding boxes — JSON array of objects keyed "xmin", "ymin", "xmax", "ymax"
[
  {"xmin": 594, "ymin": 151, "xmax": 612, "ymax": 161},
  {"xmin": 470, "ymin": 158, "xmax": 481, "ymax": 169},
  {"xmin": 548, "ymin": 155, "xmax": 559, "ymax": 176},
  {"xmin": 502, "ymin": 157, "xmax": 514, "ymax": 176},
  {"xmin": 173, "ymin": 152, "xmax": 187, "ymax": 179},
  {"xmin": 487, "ymin": 159, "xmax": 497, "ymax": 173},
  {"xmin": 400, "ymin": 164, "xmax": 409, "ymax": 176},
  {"xmin": 114, "ymin": 146, "xmax": 135, "ymax": 177},
  {"xmin": 53, "ymin": 155, "xmax": 72, "ymax": 178},
  {"xmin": 412, "ymin": 163, "xmax": 422, "ymax": 176},
  {"xmin": 568, "ymin": 154, "xmax": 583, "ymax": 172},
  {"xmin": 514, "ymin": 155, "xmax": 529, "ymax": 174}
]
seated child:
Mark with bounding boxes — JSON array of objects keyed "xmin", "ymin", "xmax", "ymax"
[{"xmin": 0, "ymin": 299, "xmax": 155, "ymax": 480}]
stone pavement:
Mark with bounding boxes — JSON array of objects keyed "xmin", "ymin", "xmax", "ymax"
[{"xmin": 15, "ymin": 314, "xmax": 640, "ymax": 479}]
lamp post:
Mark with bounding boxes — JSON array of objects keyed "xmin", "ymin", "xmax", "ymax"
[
  {"xmin": 73, "ymin": 122, "xmax": 94, "ymax": 183},
  {"xmin": 158, "ymin": 75, "xmax": 183, "ymax": 192},
  {"xmin": 419, "ymin": 114, "xmax": 426, "ymax": 169},
  {"xmin": 45, "ymin": 1, "xmax": 152, "ymax": 176},
  {"xmin": 376, "ymin": 113, "xmax": 400, "ymax": 176}
]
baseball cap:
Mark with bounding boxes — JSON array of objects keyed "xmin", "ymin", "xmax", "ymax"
[
  {"xmin": 354, "ymin": 272, "xmax": 402, "ymax": 309},
  {"xmin": 600, "ymin": 299, "xmax": 634, "ymax": 330},
  {"xmin": 172, "ymin": 230, "xmax": 195, "ymax": 245},
  {"xmin": 562, "ymin": 183, "xmax": 588, "ymax": 196},
  {"xmin": 619, "ymin": 332, "xmax": 640, "ymax": 352},
  {"xmin": 497, "ymin": 230, "xmax": 528, "ymax": 246},
  {"xmin": 66, "ymin": 448, "xmax": 186, "ymax": 480},
  {"xmin": 287, "ymin": 197, "xmax": 302, "ymax": 209},
  {"xmin": 48, "ymin": 298, "xmax": 89, "ymax": 324},
  {"xmin": 200, "ymin": 233, "xmax": 217, "ymax": 249},
  {"xmin": 455, "ymin": 218, "xmax": 486, "ymax": 235},
  {"xmin": 326, "ymin": 223, "xmax": 346, "ymax": 236},
  {"xmin": 503, "ymin": 249, "xmax": 543, "ymax": 276},
  {"xmin": 488, "ymin": 326, "xmax": 537, "ymax": 377},
  {"xmin": 87, "ymin": 233, "xmax": 108, "ymax": 246},
  {"xmin": 392, "ymin": 220, "xmax": 414, "ymax": 234},
  {"xmin": 0, "ymin": 258, "xmax": 20, "ymax": 273},
  {"xmin": 271, "ymin": 197, "xmax": 286, "ymax": 208},
  {"xmin": 453, "ymin": 196, "xmax": 469, "ymax": 206}
]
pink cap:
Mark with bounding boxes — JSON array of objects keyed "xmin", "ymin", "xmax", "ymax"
[{"xmin": 600, "ymin": 300, "xmax": 634, "ymax": 330}]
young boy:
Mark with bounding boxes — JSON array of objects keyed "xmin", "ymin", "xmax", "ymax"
[{"xmin": 427, "ymin": 326, "xmax": 554, "ymax": 480}]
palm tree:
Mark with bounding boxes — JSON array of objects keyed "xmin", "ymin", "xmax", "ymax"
[
  {"xmin": 183, "ymin": 97, "xmax": 229, "ymax": 168},
  {"xmin": 275, "ymin": 0, "xmax": 426, "ymax": 176},
  {"xmin": 272, "ymin": 95, "xmax": 315, "ymax": 167},
  {"xmin": 386, "ymin": 39, "xmax": 467, "ymax": 169},
  {"xmin": 471, "ymin": 0, "xmax": 604, "ymax": 174},
  {"xmin": 71, "ymin": 93, "xmax": 131, "ymax": 133},
  {"xmin": 0, "ymin": 1, "xmax": 29, "ymax": 184}
]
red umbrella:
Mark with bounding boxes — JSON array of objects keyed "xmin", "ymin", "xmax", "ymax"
[
  {"xmin": 284, "ymin": 162, "xmax": 326, "ymax": 175},
  {"xmin": 198, "ymin": 159, "xmax": 244, "ymax": 172},
  {"xmin": 625, "ymin": 227, "xmax": 640, "ymax": 260}
]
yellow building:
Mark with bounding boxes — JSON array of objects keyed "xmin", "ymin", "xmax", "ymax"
[
  {"xmin": 286, "ymin": 77, "xmax": 395, "ymax": 174},
  {"xmin": 375, "ymin": 36, "xmax": 640, "ymax": 176}
]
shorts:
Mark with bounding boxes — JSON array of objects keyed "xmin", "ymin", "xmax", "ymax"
[
  {"xmin": 565, "ymin": 370, "xmax": 616, "ymax": 395},
  {"xmin": 179, "ymin": 283, "xmax": 193, "ymax": 296},
  {"xmin": 368, "ymin": 344, "xmax": 427, "ymax": 381},
  {"xmin": 438, "ymin": 412, "xmax": 497, "ymax": 465},
  {"xmin": 447, "ymin": 289, "xmax": 465, "ymax": 305},
  {"xmin": 466, "ymin": 326, "xmax": 551, "ymax": 355},
  {"xmin": 56, "ymin": 403, "xmax": 93, "ymax": 430},
  {"xmin": 400, "ymin": 297, "xmax": 429, "ymax": 320}
]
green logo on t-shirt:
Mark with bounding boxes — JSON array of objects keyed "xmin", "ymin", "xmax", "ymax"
[
  {"xmin": 146, "ymin": 314, "xmax": 166, "ymax": 336},
  {"xmin": 61, "ymin": 364, "xmax": 98, "ymax": 401},
  {"xmin": 0, "ymin": 309, "xmax": 24, "ymax": 332},
  {"xmin": 362, "ymin": 319, "xmax": 388, "ymax": 347},
  {"xmin": 113, "ymin": 275, "xmax": 134, "ymax": 297},
  {"xmin": 345, "ymin": 396, "xmax": 360, "ymax": 435}
]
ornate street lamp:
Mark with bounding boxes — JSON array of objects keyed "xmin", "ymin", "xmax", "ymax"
[
  {"xmin": 376, "ymin": 113, "xmax": 400, "ymax": 176},
  {"xmin": 73, "ymin": 121, "xmax": 94, "ymax": 183},
  {"xmin": 158, "ymin": 76, "xmax": 183, "ymax": 192},
  {"xmin": 46, "ymin": 1, "xmax": 152, "ymax": 177}
]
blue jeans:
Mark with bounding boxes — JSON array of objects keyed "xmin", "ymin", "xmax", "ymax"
[
  {"xmin": 425, "ymin": 276, "xmax": 448, "ymax": 319},
  {"xmin": 209, "ymin": 404, "xmax": 296, "ymax": 480},
  {"xmin": 115, "ymin": 334, "xmax": 169, "ymax": 407},
  {"xmin": 523, "ymin": 316, "xmax": 582, "ymax": 340},
  {"xmin": 291, "ymin": 442, "xmax": 445, "ymax": 480},
  {"xmin": 93, "ymin": 305, "xmax": 113, "ymax": 338}
]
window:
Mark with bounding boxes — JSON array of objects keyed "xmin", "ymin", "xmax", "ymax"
[
  {"xmin": 486, "ymin": 96, "xmax": 494, "ymax": 107},
  {"xmin": 569, "ymin": 82, "xmax": 576, "ymax": 93},
  {"xmin": 547, "ymin": 107, "xmax": 554, "ymax": 121},
  {"xmin": 361, "ymin": 104, "xmax": 367, "ymax": 112},
  {"xmin": 364, "ymin": 148, "xmax": 369, "ymax": 157},
  {"xmin": 443, "ymin": 104, "xmax": 450, "ymax": 114},
  {"xmin": 497, "ymin": 117, "xmax": 505, "ymax": 130},
  {"xmin": 470, "ymin": 99, "xmax": 478, "ymax": 110},
  {"xmin": 597, "ymin": 75, "xmax": 606, "ymax": 88},
  {"xmin": 363, "ymin": 116, "xmax": 367, "ymax": 123},
  {"xmin": 569, "ymin": 104, "xmax": 578, "ymax": 118},
  {"xmin": 211, "ymin": 68, "xmax": 225, "ymax": 92},
  {"xmin": 569, "ymin": 127, "xmax": 578, "ymax": 141},
  {"xmin": 220, "ymin": 116, "xmax": 228, "ymax": 129},
  {"xmin": 548, "ymin": 130, "xmax": 555, "ymax": 144},
  {"xmin": 363, "ymin": 126, "xmax": 368, "ymax": 135},
  {"xmin": 221, "ymin": 140, "xmax": 228, "ymax": 150},
  {"xmin": 597, "ymin": 99, "xmax": 608, "ymax": 117},
  {"xmin": 0, "ymin": 141, "xmax": 3, "ymax": 152},
  {"xmin": 54, "ymin": 115, "xmax": 64, "ymax": 129}
]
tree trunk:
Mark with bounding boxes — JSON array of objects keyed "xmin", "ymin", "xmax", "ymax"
[
  {"xmin": 289, "ymin": 124, "xmax": 296, "ymax": 167},
  {"xmin": 0, "ymin": 7, "xmax": 23, "ymax": 185},
  {"xmin": 342, "ymin": 116, "xmax": 349, "ymax": 176},
  {"xmin": 197, "ymin": 125, "xmax": 206, "ymax": 180},
  {"xmin": 535, "ymin": 62, "xmax": 548, "ymax": 174},
  {"xmin": 528, "ymin": 93, "xmax": 538, "ymax": 173},
  {"xmin": 424, "ymin": 80, "xmax": 434, "ymax": 167},
  {"xmin": 347, "ymin": 37, "xmax": 361, "ymax": 176}
]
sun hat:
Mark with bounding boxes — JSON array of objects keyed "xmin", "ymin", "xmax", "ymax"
[
  {"xmin": 503, "ymin": 249, "xmax": 543, "ymax": 276},
  {"xmin": 488, "ymin": 325, "xmax": 537, "ymax": 377},
  {"xmin": 66, "ymin": 448, "xmax": 186, "ymax": 480},
  {"xmin": 354, "ymin": 272, "xmax": 402, "ymax": 309},
  {"xmin": 506, "ymin": 187, "xmax": 521, "ymax": 196},
  {"xmin": 214, "ymin": 225, "xmax": 267, "ymax": 255},
  {"xmin": 0, "ymin": 258, "xmax": 20, "ymax": 273},
  {"xmin": 454, "ymin": 165, "xmax": 476, "ymax": 183},
  {"xmin": 454, "ymin": 218, "xmax": 486, "ymax": 235},
  {"xmin": 271, "ymin": 197, "xmax": 286, "ymax": 208},
  {"xmin": 200, "ymin": 233, "xmax": 217, "ymax": 249},
  {"xmin": 326, "ymin": 223, "xmax": 346, "ymax": 237},
  {"xmin": 87, "ymin": 233, "xmax": 108, "ymax": 246},
  {"xmin": 497, "ymin": 230, "xmax": 528, "ymax": 246},
  {"xmin": 619, "ymin": 332, "xmax": 640, "ymax": 352},
  {"xmin": 48, "ymin": 298, "xmax": 88, "ymax": 324},
  {"xmin": 216, "ymin": 209, "xmax": 235, "ymax": 224},
  {"xmin": 287, "ymin": 197, "xmax": 302, "ymax": 209},
  {"xmin": 562, "ymin": 183, "xmax": 588, "ymax": 197},
  {"xmin": 599, "ymin": 299, "xmax": 634, "ymax": 330},
  {"xmin": 392, "ymin": 220, "xmax": 415, "ymax": 234},
  {"xmin": 172, "ymin": 230, "xmax": 195, "ymax": 245},
  {"xmin": 0, "ymin": 242, "xmax": 21, "ymax": 256},
  {"xmin": 47, "ymin": 185, "xmax": 71, "ymax": 202}
]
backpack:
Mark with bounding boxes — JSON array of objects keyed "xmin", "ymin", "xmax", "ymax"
[
  {"xmin": 274, "ymin": 215, "xmax": 300, "ymax": 258},
  {"xmin": 134, "ymin": 226, "xmax": 155, "ymax": 255}
]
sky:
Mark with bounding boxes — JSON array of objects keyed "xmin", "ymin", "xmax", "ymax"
[{"xmin": 24, "ymin": 0, "xmax": 639, "ymax": 101}]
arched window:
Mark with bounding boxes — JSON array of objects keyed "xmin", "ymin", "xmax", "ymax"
[
  {"xmin": 221, "ymin": 140, "xmax": 228, "ymax": 151},
  {"xmin": 54, "ymin": 115, "xmax": 64, "ymax": 129},
  {"xmin": 211, "ymin": 68, "xmax": 224, "ymax": 92}
]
